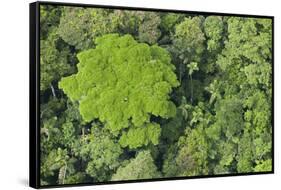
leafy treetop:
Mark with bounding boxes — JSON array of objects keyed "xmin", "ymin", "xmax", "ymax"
[
  {"xmin": 59, "ymin": 34, "xmax": 179, "ymax": 134},
  {"xmin": 111, "ymin": 150, "xmax": 161, "ymax": 180}
]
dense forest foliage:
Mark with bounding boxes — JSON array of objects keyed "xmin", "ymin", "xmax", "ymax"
[{"xmin": 39, "ymin": 5, "xmax": 273, "ymax": 186}]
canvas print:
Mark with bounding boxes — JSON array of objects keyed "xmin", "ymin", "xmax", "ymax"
[{"xmin": 35, "ymin": 2, "xmax": 273, "ymax": 187}]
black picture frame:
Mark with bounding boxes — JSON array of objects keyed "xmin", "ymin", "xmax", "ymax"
[{"xmin": 30, "ymin": 1, "xmax": 274, "ymax": 189}]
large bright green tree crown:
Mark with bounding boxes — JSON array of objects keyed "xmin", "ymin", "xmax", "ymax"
[{"xmin": 59, "ymin": 34, "xmax": 179, "ymax": 135}]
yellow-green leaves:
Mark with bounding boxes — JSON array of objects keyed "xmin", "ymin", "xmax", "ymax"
[
  {"xmin": 119, "ymin": 123, "xmax": 161, "ymax": 149},
  {"xmin": 59, "ymin": 34, "xmax": 179, "ymax": 135},
  {"xmin": 187, "ymin": 62, "xmax": 199, "ymax": 76},
  {"xmin": 254, "ymin": 159, "xmax": 272, "ymax": 172}
]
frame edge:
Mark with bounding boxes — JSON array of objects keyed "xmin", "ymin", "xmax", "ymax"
[{"xmin": 29, "ymin": 1, "xmax": 40, "ymax": 189}]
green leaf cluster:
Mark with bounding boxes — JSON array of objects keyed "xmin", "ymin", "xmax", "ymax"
[
  {"xmin": 111, "ymin": 151, "xmax": 161, "ymax": 180},
  {"xmin": 59, "ymin": 34, "xmax": 179, "ymax": 135}
]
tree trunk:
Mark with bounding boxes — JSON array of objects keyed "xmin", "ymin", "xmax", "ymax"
[
  {"xmin": 50, "ymin": 84, "xmax": 57, "ymax": 98},
  {"xmin": 190, "ymin": 74, "xmax": 193, "ymax": 104}
]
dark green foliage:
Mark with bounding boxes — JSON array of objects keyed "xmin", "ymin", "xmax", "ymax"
[
  {"xmin": 40, "ymin": 30, "xmax": 73, "ymax": 91},
  {"xmin": 204, "ymin": 16, "xmax": 224, "ymax": 52},
  {"xmin": 111, "ymin": 151, "xmax": 161, "ymax": 180},
  {"xmin": 114, "ymin": 11, "xmax": 162, "ymax": 44},
  {"xmin": 137, "ymin": 12, "xmax": 161, "ymax": 44},
  {"xmin": 58, "ymin": 7, "xmax": 94, "ymax": 50},
  {"xmin": 81, "ymin": 126, "xmax": 122, "ymax": 181},
  {"xmin": 41, "ymin": 148, "xmax": 68, "ymax": 178},
  {"xmin": 40, "ymin": 5, "xmax": 62, "ymax": 39},
  {"xmin": 176, "ymin": 126, "xmax": 209, "ymax": 176},
  {"xmin": 40, "ymin": 4, "xmax": 272, "ymax": 186},
  {"xmin": 215, "ymin": 98, "xmax": 244, "ymax": 141},
  {"xmin": 58, "ymin": 7, "xmax": 120, "ymax": 50},
  {"xmin": 160, "ymin": 13, "xmax": 184, "ymax": 34},
  {"xmin": 173, "ymin": 17, "xmax": 205, "ymax": 64}
]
